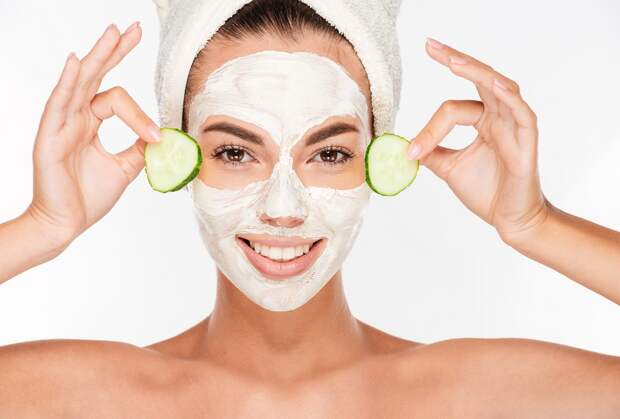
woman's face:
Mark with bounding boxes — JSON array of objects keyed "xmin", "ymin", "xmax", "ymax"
[{"xmin": 184, "ymin": 30, "xmax": 374, "ymax": 311}]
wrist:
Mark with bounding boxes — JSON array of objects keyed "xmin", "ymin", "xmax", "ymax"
[
  {"xmin": 20, "ymin": 206, "xmax": 76, "ymax": 257},
  {"xmin": 497, "ymin": 198, "xmax": 556, "ymax": 251}
]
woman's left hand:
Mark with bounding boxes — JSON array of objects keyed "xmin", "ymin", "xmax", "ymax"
[{"xmin": 408, "ymin": 38, "xmax": 550, "ymax": 244}]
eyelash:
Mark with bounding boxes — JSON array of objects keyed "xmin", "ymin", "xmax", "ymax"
[
  {"xmin": 209, "ymin": 144, "xmax": 355, "ymax": 167},
  {"xmin": 309, "ymin": 145, "xmax": 355, "ymax": 166},
  {"xmin": 210, "ymin": 144, "xmax": 256, "ymax": 166}
]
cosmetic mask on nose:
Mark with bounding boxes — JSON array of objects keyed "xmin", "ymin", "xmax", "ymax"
[{"xmin": 186, "ymin": 50, "xmax": 372, "ymax": 311}]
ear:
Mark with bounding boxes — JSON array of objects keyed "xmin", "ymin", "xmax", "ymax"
[{"xmin": 152, "ymin": 0, "xmax": 170, "ymax": 25}]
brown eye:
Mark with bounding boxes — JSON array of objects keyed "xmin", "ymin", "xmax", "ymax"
[
  {"xmin": 319, "ymin": 149, "xmax": 339, "ymax": 163},
  {"xmin": 225, "ymin": 148, "xmax": 246, "ymax": 162},
  {"xmin": 211, "ymin": 145, "xmax": 255, "ymax": 165},
  {"xmin": 310, "ymin": 146, "xmax": 354, "ymax": 165}
]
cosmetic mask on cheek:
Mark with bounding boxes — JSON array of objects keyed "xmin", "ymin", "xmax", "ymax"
[{"xmin": 186, "ymin": 50, "xmax": 372, "ymax": 311}]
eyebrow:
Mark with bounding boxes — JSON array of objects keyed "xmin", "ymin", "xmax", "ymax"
[
  {"xmin": 305, "ymin": 122, "xmax": 359, "ymax": 147},
  {"xmin": 202, "ymin": 122, "xmax": 264, "ymax": 145},
  {"xmin": 201, "ymin": 121, "xmax": 359, "ymax": 147}
]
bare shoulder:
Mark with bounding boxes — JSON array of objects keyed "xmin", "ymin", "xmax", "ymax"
[
  {"xmin": 357, "ymin": 319, "xmax": 423, "ymax": 354},
  {"xmin": 0, "ymin": 338, "xmax": 174, "ymax": 416},
  {"xmin": 144, "ymin": 318, "xmax": 208, "ymax": 358},
  {"xmin": 394, "ymin": 337, "xmax": 620, "ymax": 417}
]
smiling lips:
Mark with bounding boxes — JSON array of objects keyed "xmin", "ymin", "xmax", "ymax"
[{"xmin": 236, "ymin": 234, "xmax": 325, "ymax": 280}]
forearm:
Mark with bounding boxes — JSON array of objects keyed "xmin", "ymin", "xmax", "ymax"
[
  {"xmin": 0, "ymin": 210, "xmax": 70, "ymax": 284},
  {"xmin": 504, "ymin": 202, "xmax": 620, "ymax": 305}
]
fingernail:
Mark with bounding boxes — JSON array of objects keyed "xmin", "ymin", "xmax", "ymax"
[
  {"xmin": 449, "ymin": 55, "xmax": 468, "ymax": 65},
  {"xmin": 408, "ymin": 143, "xmax": 421, "ymax": 160},
  {"xmin": 149, "ymin": 126, "xmax": 162, "ymax": 142},
  {"xmin": 426, "ymin": 37, "xmax": 444, "ymax": 50},
  {"xmin": 494, "ymin": 78, "xmax": 508, "ymax": 91},
  {"xmin": 67, "ymin": 51, "xmax": 76, "ymax": 61},
  {"xmin": 123, "ymin": 21, "xmax": 139, "ymax": 35}
]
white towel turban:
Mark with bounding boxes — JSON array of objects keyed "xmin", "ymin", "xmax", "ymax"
[{"xmin": 153, "ymin": 0, "xmax": 403, "ymax": 137}]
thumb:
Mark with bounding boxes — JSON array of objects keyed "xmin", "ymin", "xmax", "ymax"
[
  {"xmin": 418, "ymin": 144, "xmax": 460, "ymax": 182},
  {"xmin": 115, "ymin": 137, "xmax": 147, "ymax": 182}
]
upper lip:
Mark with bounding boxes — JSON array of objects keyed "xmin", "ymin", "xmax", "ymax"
[{"xmin": 237, "ymin": 234, "xmax": 321, "ymax": 247}]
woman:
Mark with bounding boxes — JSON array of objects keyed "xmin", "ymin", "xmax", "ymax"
[{"xmin": 1, "ymin": 0, "xmax": 619, "ymax": 416}]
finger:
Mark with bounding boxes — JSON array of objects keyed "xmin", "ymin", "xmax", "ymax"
[
  {"xmin": 87, "ymin": 21, "xmax": 142, "ymax": 100},
  {"xmin": 497, "ymin": 93, "xmax": 516, "ymax": 123},
  {"xmin": 427, "ymin": 39, "xmax": 528, "ymax": 145},
  {"xmin": 419, "ymin": 144, "xmax": 461, "ymax": 181},
  {"xmin": 114, "ymin": 137, "xmax": 147, "ymax": 182},
  {"xmin": 426, "ymin": 37, "xmax": 494, "ymax": 71},
  {"xmin": 491, "ymin": 79, "xmax": 539, "ymax": 152},
  {"xmin": 425, "ymin": 38, "xmax": 519, "ymax": 114},
  {"xmin": 448, "ymin": 56, "xmax": 500, "ymax": 113},
  {"xmin": 90, "ymin": 86, "xmax": 161, "ymax": 143},
  {"xmin": 68, "ymin": 24, "xmax": 121, "ymax": 113},
  {"xmin": 407, "ymin": 99, "xmax": 484, "ymax": 161},
  {"xmin": 38, "ymin": 52, "xmax": 81, "ymax": 136}
]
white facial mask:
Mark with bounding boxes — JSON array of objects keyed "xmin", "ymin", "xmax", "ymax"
[{"xmin": 186, "ymin": 50, "xmax": 372, "ymax": 311}]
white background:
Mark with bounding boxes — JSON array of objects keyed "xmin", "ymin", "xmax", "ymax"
[{"xmin": 1, "ymin": 1, "xmax": 619, "ymax": 355}]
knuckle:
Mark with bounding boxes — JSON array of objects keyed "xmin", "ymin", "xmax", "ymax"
[
  {"xmin": 423, "ymin": 126, "xmax": 439, "ymax": 144},
  {"xmin": 501, "ymin": 76, "xmax": 520, "ymax": 93},
  {"xmin": 523, "ymin": 100, "xmax": 536, "ymax": 116},
  {"xmin": 440, "ymin": 99, "xmax": 458, "ymax": 114},
  {"xmin": 521, "ymin": 102, "xmax": 538, "ymax": 124},
  {"xmin": 110, "ymin": 85, "xmax": 127, "ymax": 100}
]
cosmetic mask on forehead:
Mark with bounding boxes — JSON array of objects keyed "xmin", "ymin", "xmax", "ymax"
[{"xmin": 186, "ymin": 50, "xmax": 372, "ymax": 311}]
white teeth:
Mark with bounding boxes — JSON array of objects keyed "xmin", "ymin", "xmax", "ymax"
[
  {"xmin": 247, "ymin": 240, "xmax": 314, "ymax": 261},
  {"xmin": 283, "ymin": 247, "xmax": 296, "ymax": 260},
  {"xmin": 270, "ymin": 247, "xmax": 283, "ymax": 261}
]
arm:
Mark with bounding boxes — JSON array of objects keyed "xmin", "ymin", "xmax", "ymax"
[
  {"xmin": 408, "ymin": 38, "xmax": 619, "ymax": 307},
  {"xmin": 407, "ymin": 38, "xmax": 620, "ymax": 415},
  {"xmin": 0, "ymin": 210, "xmax": 72, "ymax": 284},
  {"xmin": 0, "ymin": 21, "xmax": 160, "ymax": 414},
  {"xmin": 503, "ymin": 201, "xmax": 620, "ymax": 305},
  {"xmin": 406, "ymin": 39, "xmax": 620, "ymax": 415},
  {"xmin": 0, "ymin": 22, "xmax": 159, "ymax": 286}
]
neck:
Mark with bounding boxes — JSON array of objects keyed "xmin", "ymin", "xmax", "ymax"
[{"xmin": 199, "ymin": 270, "xmax": 366, "ymax": 382}]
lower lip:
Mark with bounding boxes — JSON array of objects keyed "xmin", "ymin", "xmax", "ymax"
[{"xmin": 236, "ymin": 237, "xmax": 326, "ymax": 280}]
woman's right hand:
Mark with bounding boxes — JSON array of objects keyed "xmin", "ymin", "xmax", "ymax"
[{"xmin": 25, "ymin": 22, "xmax": 161, "ymax": 250}]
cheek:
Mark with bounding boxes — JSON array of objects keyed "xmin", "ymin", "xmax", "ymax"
[
  {"xmin": 198, "ymin": 164, "xmax": 272, "ymax": 189},
  {"xmin": 295, "ymin": 156, "xmax": 365, "ymax": 189},
  {"xmin": 196, "ymin": 143, "xmax": 275, "ymax": 189}
]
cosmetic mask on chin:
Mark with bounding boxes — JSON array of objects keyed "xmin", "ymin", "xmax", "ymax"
[{"xmin": 186, "ymin": 50, "xmax": 372, "ymax": 311}]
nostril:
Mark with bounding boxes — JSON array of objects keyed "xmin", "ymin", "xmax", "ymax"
[{"xmin": 259, "ymin": 214, "xmax": 305, "ymax": 228}]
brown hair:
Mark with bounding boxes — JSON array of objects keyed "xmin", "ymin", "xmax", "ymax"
[{"xmin": 181, "ymin": 0, "xmax": 350, "ymax": 132}]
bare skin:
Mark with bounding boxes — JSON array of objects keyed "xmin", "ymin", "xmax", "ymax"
[{"xmin": 0, "ymin": 22, "xmax": 619, "ymax": 418}]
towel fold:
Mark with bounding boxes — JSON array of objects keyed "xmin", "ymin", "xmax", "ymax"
[{"xmin": 153, "ymin": 0, "xmax": 403, "ymax": 136}]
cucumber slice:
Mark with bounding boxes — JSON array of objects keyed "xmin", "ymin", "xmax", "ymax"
[
  {"xmin": 365, "ymin": 133, "xmax": 419, "ymax": 196},
  {"xmin": 144, "ymin": 128, "xmax": 202, "ymax": 193}
]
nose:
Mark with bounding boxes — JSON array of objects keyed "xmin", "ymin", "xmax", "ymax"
[{"xmin": 256, "ymin": 156, "xmax": 308, "ymax": 227}]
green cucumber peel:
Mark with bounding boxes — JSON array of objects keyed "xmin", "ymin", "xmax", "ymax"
[
  {"xmin": 364, "ymin": 132, "xmax": 420, "ymax": 196},
  {"xmin": 144, "ymin": 128, "xmax": 203, "ymax": 193}
]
